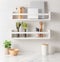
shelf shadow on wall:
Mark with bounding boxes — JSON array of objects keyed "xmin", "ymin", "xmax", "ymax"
[
  {"xmin": 30, "ymin": 1, "xmax": 48, "ymax": 13},
  {"xmin": 44, "ymin": 1, "xmax": 49, "ymax": 13},
  {"xmin": 54, "ymin": 47, "xmax": 60, "ymax": 53},
  {"xmin": 51, "ymin": 30, "xmax": 60, "ymax": 41},
  {"xmin": 50, "ymin": 12, "xmax": 60, "ymax": 41},
  {"xmin": 51, "ymin": 12, "xmax": 60, "ymax": 21}
]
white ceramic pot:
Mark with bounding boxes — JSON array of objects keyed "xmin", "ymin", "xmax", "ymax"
[
  {"xmin": 4, "ymin": 48, "xmax": 9, "ymax": 55},
  {"xmin": 41, "ymin": 44, "xmax": 48, "ymax": 56}
]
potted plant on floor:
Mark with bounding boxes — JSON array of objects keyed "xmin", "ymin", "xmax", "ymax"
[{"xmin": 3, "ymin": 40, "xmax": 11, "ymax": 54}]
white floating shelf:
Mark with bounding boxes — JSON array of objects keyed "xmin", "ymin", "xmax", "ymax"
[
  {"xmin": 12, "ymin": 8, "xmax": 51, "ymax": 40},
  {"xmin": 38, "ymin": 13, "xmax": 48, "ymax": 15},
  {"xmin": 11, "ymin": 32, "xmax": 49, "ymax": 34},
  {"xmin": 13, "ymin": 19, "xmax": 50, "ymax": 21},
  {"xmin": 11, "ymin": 30, "xmax": 50, "ymax": 39},
  {"xmin": 11, "ymin": 37, "xmax": 50, "ymax": 39},
  {"xmin": 11, "ymin": 29, "xmax": 50, "ymax": 34},
  {"xmin": 12, "ymin": 12, "xmax": 51, "ymax": 21},
  {"xmin": 38, "ymin": 12, "xmax": 50, "ymax": 15},
  {"xmin": 13, "ymin": 13, "xmax": 28, "ymax": 15},
  {"xmin": 12, "ymin": 12, "xmax": 50, "ymax": 16}
]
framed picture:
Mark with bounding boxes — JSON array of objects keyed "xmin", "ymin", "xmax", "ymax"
[
  {"xmin": 28, "ymin": 8, "xmax": 38, "ymax": 19},
  {"xmin": 30, "ymin": 1, "xmax": 45, "ymax": 13},
  {"xmin": 30, "ymin": 1, "xmax": 45, "ymax": 19}
]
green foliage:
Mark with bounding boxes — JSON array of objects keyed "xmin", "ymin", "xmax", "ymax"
[
  {"xmin": 21, "ymin": 22, "xmax": 28, "ymax": 30},
  {"xmin": 16, "ymin": 22, "xmax": 21, "ymax": 28},
  {"xmin": 3, "ymin": 40, "xmax": 11, "ymax": 48}
]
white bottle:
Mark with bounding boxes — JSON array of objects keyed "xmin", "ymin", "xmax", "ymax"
[
  {"xmin": 19, "ymin": 26, "xmax": 24, "ymax": 37},
  {"xmin": 19, "ymin": 26, "xmax": 23, "ymax": 32}
]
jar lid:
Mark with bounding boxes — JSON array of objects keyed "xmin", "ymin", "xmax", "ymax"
[
  {"xmin": 41, "ymin": 44, "xmax": 48, "ymax": 46},
  {"xmin": 20, "ymin": 7, "xmax": 25, "ymax": 9}
]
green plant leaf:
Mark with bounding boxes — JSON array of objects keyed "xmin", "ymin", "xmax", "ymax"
[
  {"xmin": 22, "ymin": 22, "xmax": 28, "ymax": 30},
  {"xmin": 3, "ymin": 40, "xmax": 11, "ymax": 48}
]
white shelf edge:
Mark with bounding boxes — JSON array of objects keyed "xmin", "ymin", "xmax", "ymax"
[
  {"xmin": 11, "ymin": 29, "xmax": 50, "ymax": 34},
  {"xmin": 11, "ymin": 29, "xmax": 50, "ymax": 33},
  {"xmin": 13, "ymin": 13, "xmax": 28, "ymax": 15},
  {"xmin": 12, "ymin": 19, "xmax": 50, "ymax": 21},
  {"xmin": 11, "ymin": 37, "xmax": 50, "ymax": 39},
  {"xmin": 38, "ymin": 13, "xmax": 49, "ymax": 15},
  {"xmin": 12, "ymin": 12, "xmax": 51, "ymax": 16},
  {"xmin": 11, "ymin": 32, "xmax": 49, "ymax": 34},
  {"xmin": 49, "ymin": 12, "xmax": 51, "ymax": 20}
]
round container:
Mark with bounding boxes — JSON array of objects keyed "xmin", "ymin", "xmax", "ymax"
[
  {"xmin": 18, "ymin": 7, "xmax": 25, "ymax": 19},
  {"xmin": 41, "ymin": 44, "xmax": 48, "ymax": 56},
  {"xmin": 9, "ymin": 49, "xmax": 19, "ymax": 56},
  {"xmin": 19, "ymin": 7, "xmax": 25, "ymax": 13}
]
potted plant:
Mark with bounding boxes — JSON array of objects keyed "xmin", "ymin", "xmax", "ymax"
[
  {"xmin": 16, "ymin": 22, "xmax": 21, "ymax": 32},
  {"xmin": 21, "ymin": 22, "xmax": 28, "ymax": 37},
  {"xmin": 16, "ymin": 22, "xmax": 21, "ymax": 37},
  {"xmin": 3, "ymin": 40, "xmax": 11, "ymax": 54}
]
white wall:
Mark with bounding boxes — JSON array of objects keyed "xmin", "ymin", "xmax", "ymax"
[{"xmin": 0, "ymin": 0, "xmax": 60, "ymax": 54}]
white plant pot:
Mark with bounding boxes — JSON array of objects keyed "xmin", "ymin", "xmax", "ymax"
[{"xmin": 4, "ymin": 48, "xmax": 9, "ymax": 55}]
